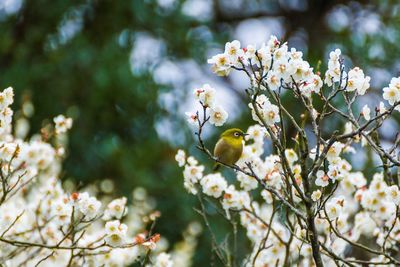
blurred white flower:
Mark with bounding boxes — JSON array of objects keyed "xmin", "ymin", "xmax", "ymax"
[
  {"xmin": 105, "ymin": 220, "xmax": 128, "ymax": 246},
  {"xmin": 207, "ymin": 53, "xmax": 232, "ymax": 76},
  {"xmin": 181, "ymin": 0, "xmax": 213, "ymax": 21},
  {"xmin": 249, "ymin": 95, "xmax": 280, "ymax": 126},
  {"xmin": 383, "ymin": 77, "xmax": 400, "ymax": 105},
  {"xmin": 224, "ymin": 40, "xmax": 244, "ymax": 62},
  {"xmin": 104, "ymin": 197, "xmax": 128, "ymax": 220},
  {"xmin": 53, "ymin": 115, "xmax": 73, "ymax": 134},
  {"xmin": 175, "ymin": 149, "xmax": 186, "ymax": 167},
  {"xmin": 154, "ymin": 252, "xmax": 173, "ymax": 267},
  {"xmin": 185, "ymin": 111, "xmax": 198, "ymax": 125}
]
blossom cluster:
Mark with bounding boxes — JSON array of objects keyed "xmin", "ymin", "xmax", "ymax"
[
  {"xmin": 179, "ymin": 36, "xmax": 400, "ymax": 266},
  {"xmin": 0, "ymin": 87, "xmax": 200, "ymax": 267},
  {"xmin": 208, "ymin": 37, "xmax": 323, "ymax": 97},
  {"xmin": 186, "ymin": 84, "xmax": 229, "ymax": 127}
]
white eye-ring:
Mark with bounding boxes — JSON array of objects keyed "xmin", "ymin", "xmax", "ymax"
[{"xmin": 234, "ymin": 132, "xmax": 240, "ymax": 137}]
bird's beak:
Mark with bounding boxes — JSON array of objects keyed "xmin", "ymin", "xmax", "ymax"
[{"xmin": 242, "ymin": 133, "xmax": 249, "ymax": 137}]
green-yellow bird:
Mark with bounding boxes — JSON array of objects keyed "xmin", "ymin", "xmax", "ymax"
[{"xmin": 213, "ymin": 128, "xmax": 247, "ymax": 171}]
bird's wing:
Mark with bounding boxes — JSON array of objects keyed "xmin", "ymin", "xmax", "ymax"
[{"xmin": 214, "ymin": 138, "xmax": 230, "ymax": 159}]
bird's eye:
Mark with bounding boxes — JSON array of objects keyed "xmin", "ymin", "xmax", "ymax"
[{"xmin": 234, "ymin": 132, "xmax": 240, "ymax": 137}]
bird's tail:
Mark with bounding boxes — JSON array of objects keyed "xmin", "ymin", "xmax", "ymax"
[{"xmin": 213, "ymin": 163, "xmax": 221, "ymax": 172}]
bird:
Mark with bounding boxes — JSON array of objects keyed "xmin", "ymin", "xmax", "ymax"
[{"xmin": 213, "ymin": 128, "xmax": 246, "ymax": 171}]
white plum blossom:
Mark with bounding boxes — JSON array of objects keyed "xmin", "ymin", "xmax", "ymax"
[
  {"xmin": 76, "ymin": 192, "xmax": 102, "ymax": 220},
  {"xmin": 342, "ymin": 122, "xmax": 353, "ymax": 136},
  {"xmin": 51, "ymin": 198, "xmax": 73, "ymax": 224},
  {"xmin": 255, "ymin": 43, "xmax": 272, "ymax": 70},
  {"xmin": 105, "ymin": 220, "xmax": 128, "ymax": 246},
  {"xmin": 207, "ymin": 53, "xmax": 232, "ymax": 76},
  {"xmin": 237, "ymin": 172, "xmax": 258, "ymax": 191},
  {"xmin": 326, "ymin": 142, "xmax": 345, "ymax": 162},
  {"xmin": 183, "ymin": 162, "xmax": 204, "ymax": 183},
  {"xmin": 376, "ymin": 201, "xmax": 396, "ymax": 220},
  {"xmin": 221, "ymin": 185, "xmax": 250, "ymax": 218},
  {"xmin": 246, "ymin": 124, "xmax": 267, "ymax": 143},
  {"xmin": 264, "ymin": 168, "xmax": 284, "ymax": 190},
  {"xmin": 154, "ymin": 252, "xmax": 173, "ymax": 267},
  {"xmin": 273, "ymin": 43, "xmax": 289, "ymax": 63},
  {"xmin": 300, "ymin": 74, "xmax": 323, "ymax": 97},
  {"xmin": 186, "ymin": 84, "xmax": 228, "ymax": 127},
  {"xmin": 262, "ymin": 103, "xmax": 280, "ymax": 126},
  {"xmin": 346, "ymin": 67, "xmax": 370, "ymax": 95},
  {"xmin": 327, "ymin": 163, "xmax": 345, "ymax": 182},
  {"xmin": 104, "ymin": 197, "xmax": 128, "ymax": 220},
  {"xmin": 266, "ymin": 35, "xmax": 281, "ymax": 51},
  {"xmin": 193, "ymin": 84, "xmax": 216, "ymax": 108},
  {"xmin": 245, "ymin": 44, "xmax": 256, "ymax": 61},
  {"xmin": 383, "ymin": 77, "xmax": 400, "ymax": 106},
  {"xmin": 209, "ymin": 106, "xmax": 228, "ymax": 127},
  {"xmin": 200, "ymin": 173, "xmax": 227, "ymax": 198},
  {"xmin": 274, "ymin": 60, "xmax": 292, "ymax": 82},
  {"xmin": 311, "ymin": 74, "xmax": 323, "ymax": 93},
  {"xmin": 53, "ymin": 114, "xmax": 73, "ymax": 134},
  {"xmin": 290, "ymin": 57, "xmax": 310, "ymax": 81},
  {"xmin": 266, "ymin": 70, "xmax": 281, "ymax": 91}
]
